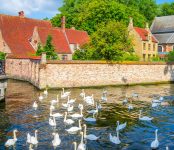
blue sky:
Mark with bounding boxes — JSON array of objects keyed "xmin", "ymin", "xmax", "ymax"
[{"xmin": 0, "ymin": 0, "xmax": 173, "ymax": 19}]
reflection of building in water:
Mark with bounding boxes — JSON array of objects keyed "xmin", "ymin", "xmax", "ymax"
[{"xmin": 0, "ymin": 79, "xmax": 7, "ymax": 101}]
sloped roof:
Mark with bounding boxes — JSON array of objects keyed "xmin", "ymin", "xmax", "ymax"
[
  {"xmin": 151, "ymin": 15, "xmax": 174, "ymax": 34},
  {"xmin": 134, "ymin": 27, "xmax": 158, "ymax": 43},
  {"xmin": 37, "ymin": 27, "xmax": 72, "ymax": 54},
  {"xmin": 65, "ymin": 28, "xmax": 89, "ymax": 45},
  {"xmin": 0, "ymin": 14, "xmax": 52, "ymax": 58},
  {"xmin": 153, "ymin": 33, "xmax": 174, "ymax": 44}
]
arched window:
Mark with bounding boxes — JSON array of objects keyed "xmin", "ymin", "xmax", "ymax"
[{"xmin": 158, "ymin": 45, "xmax": 163, "ymax": 52}]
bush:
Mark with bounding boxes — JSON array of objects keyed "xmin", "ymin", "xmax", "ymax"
[
  {"xmin": 167, "ymin": 51, "xmax": 174, "ymax": 62},
  {"xmin": 0, "ymin": 52, "xmax": 6, "ymax": 60}
]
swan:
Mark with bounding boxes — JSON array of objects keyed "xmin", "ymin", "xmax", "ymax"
[
  {"xmin": 159, "ymin": 96, "xmax": 164, "ymax": 101},
  {"xmin": 151, "ymin": 129, "xmax": 159, "ymax": 149},
  {"xmin": 67, "ymin": 96, "xmax": 76, "ymax": 104},
  {"xmin": 32, "ymin": 101, "xmax": 38, "ymax": 110},
  {"xmin": 66, "ymin": 120, "xmax": 82, "ymax": 133},
  {"xmin": 50, "ymin": 103, "xmax": 55, "ymax": 110},
  {"xmin": 62, "ymin": 102, "xmax": 69, "ymax": 108},
  {"xmin": 52, "ymin": 132, "xmax": 61, "ymax": 147},
  {"xmin": 101, "ymin": 91, "xmax": 107, "ymax": 102},
  {"xmin": 97, "ymin": 103, "xmax": 102, "ymax": 110},
  {"xmin": 73, "ymin": 142, "xmax": 77, "ymax": 150},
  {"xmin": 64, "ymin": 112, "xmax": 75, "ymax": 125},
  {"xmin": 29, "ymin": 144, "xmax": 34, "ymax": 150},
  {"xmin": 83, "ymin": 93, "xmax": 93, "ymax": 101},
  {"xmin": 70, "ymin": 109, "xmax": 83, "ymax": 119},
  {"xmin": 87, "ymin": 103, "xmax": 98, "ymax": 114},
  {"xmin": 139, "ymin": 110, "xmax": 153, "ymax": 121},
  {"xmin": 51, "ymin": 95, "xmax": 59, "ymax": 104},
  {"xmin": 109, "ymin": 131, "xmax": 121, "ymax": 145},
  {"xmin": 166, "ymin": 146, "xmax": 169, "ymax": 150},
  {"xmin": 116, "ymin": 121, "xmax": 127, "ymax": 131},
  {"xmin": 80, "ymin": 89, "xmax": 85, "ymax": 97},
  {"xmin": 78, "ymin": 104, "xmax": 84, "ymax": 110},
  {"xmin": 61, "ymin": 91, "xmax": 68, "ymax": 99},
  {"xmin": 5, "ymin": 129, "xmax": 18, "ymax": 147},
  {"xmin": 83, "ymin": 124, "xmax": 99, "ymax": 140},
  {"xmin": 84, "ymin": 113, "xmax": 96, "ymax": 122},
  {"xmin": 77, "ymin": 132, "xmax": 86, "ymax": 150},
  {"xmin": 152, "ymin": 99, "xmax": 161, "ymax": 103},
  {"xmin": 43, "ymin": 88, "xmax": 48, "ymax": 96},
  {"xmin": 122, "ymin": 98, "xmax": 128, "ymax": 105},
  {"xmin": 50, "ymin": 109, "xmax": 63, "ymax": 118},
  {"xmin": 30, "ymin": 130, "xmax": 38, "ymax": 145},
  {"xmin": 62, "ymin": 88, "xmax": 71, "ymax": 96},
  {"xmin": 151, "ymin": 102, "xmax": 160, "ymax": 108},
  {"xmin": 27, "ymin": 133, "xmax": 31, "ymax": 143},
  {"xmin": 128, "ymin": 104, "xmax": 133, "ymax": 110},
  {"xmin": 67, "ymin": 105, "xmax": 74, "ymax": 112},
  {"xmin": 39, "ymin": 94, "xmax": 44, "ymax": 101},
  {"xmin": 49, "ymin": 116, "xmax": 56, "ymax": 126},
  {"xmin": 132, "ymin": 93, "xmax": 138, "ymax": 98}
]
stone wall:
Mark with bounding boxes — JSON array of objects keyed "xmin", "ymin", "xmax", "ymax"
[
  {"xmin": 5, "ymin": 58, "xmax": 40, "ymax": 88},
  {"xmin": 5, "ymin": 58, "xmax": 174, "ymax": 89}
]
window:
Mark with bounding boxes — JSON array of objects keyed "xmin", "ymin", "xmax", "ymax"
[
  {"xmin": 153, "ymin": 44, "xmax": 156, "ymax": 51},
  {"xmin": 143, "ymin": 54, "xmax": 146, "ymax": 61},
  {"xmin": 148, "ymin": 54, "xmax": 151, "ymax": 61},
  {"xmin": 158, "ymin": 46, "xmax": 163, "ymax": 52},
  {"xmin": 62, "ymin": 55, "xmax": 68, "ymax": 60},
  {"xmin": 148, "ymin": 44, "xmax": 151, "ymax": 51},
  {"xmin": 143, "ymin": 43, "xmax": 146, "ymax": 50}
]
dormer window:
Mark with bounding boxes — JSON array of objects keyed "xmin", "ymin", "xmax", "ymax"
[{"xmin": 34, "ymin": 40, "xmax": 37, "ymax": 44}]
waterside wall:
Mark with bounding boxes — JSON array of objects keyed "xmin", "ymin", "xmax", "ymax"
[{"xmin": 5, "ymin": 58, "xmax": 174, "ymax": 89}]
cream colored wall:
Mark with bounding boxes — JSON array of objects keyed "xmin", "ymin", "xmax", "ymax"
[
  {"xmin": 0, "ymin": 30, "xmax": 11, "ymax": 54},
  {"xmin": 30, "ymin": 27, "xmax": 41, "ymax": 51}
]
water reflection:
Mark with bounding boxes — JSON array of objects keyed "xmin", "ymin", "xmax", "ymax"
[{"xmin": 1, "ymin": 80, "xmax": 174, "ymax": 149}]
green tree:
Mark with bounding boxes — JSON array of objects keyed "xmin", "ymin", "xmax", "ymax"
[
  {"xmin": 51, "ymin": 0, "xmax": 146, "ymax": 34},
  {"xmin": 167, "ymin": 51, "xmax": 174, "ymax": 62},
  {"xmin": 158, "ymin": 2, "xmax": 174, "ymax": 16},
  {"xmin": 36, "ymin": 35, "xmax": 58, "ymax": 60},
  {"xmin": 0, "ymin": 52, "xmax": 6, "ymax": 60},
  {"xmin": 73, "ymin": 21, "xmax": 135, "ymax": 61}
]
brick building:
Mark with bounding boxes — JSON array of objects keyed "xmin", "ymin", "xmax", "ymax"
[
  {"xmin": 128, "ymin": 18, "xmax": 158, "ymax": 61},
  {"xmin": 0, "ymin": 11, "xmax": 89, "ymax": 60},
  {"xmin": 151, "ymin": 15, "xmax": 174, "ymax": 59}
]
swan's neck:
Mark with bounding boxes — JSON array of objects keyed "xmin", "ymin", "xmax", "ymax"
[
  {"xmin": 62, "ymin": 88, "xmax": 64, "ymax": 94},
  {"xmin": 53, "ymin": 117, "xmax": 56, "ymax": 124},
  {"xmin": 13, "ymin": 131, "xmax": 17, "ymax": 140},
  {"xmin": 50, "ymin": 109, "xmax": 53, "ymax": 116},
  {"xmin": 57, "ymin": 95, "xmax": 59, "ymax": 101},
  {"xmin": 35, "ymin": 131, "xmax": 37, "ymax": 140},
  {"xmin": 83, "ymin": 93, "xmax": 86, "ymax": 99},
  {"xmin": 81, "ymin": 132, "xmax": 84, "ymax": 143},
  {"xmin": 117, "ymin": 131, "xmax": 119, "ymax": 139},
  {"xmin": 79, "ymin": 121, "xmax": 81, "ymax": 129},
  {"xmin": 80, "ymin": 109, "xmax": 83, "ymax": 116},
  {"xmin": 74, "ymin": 142, "xmax": 77, "ymax": 150},
  {"xmin": 155, "ymin": 131, "xmax": 158, "ymax": 141},
  {"xmin": 84, "ymin": 126, "xmax": 86, "ymax": 138}
]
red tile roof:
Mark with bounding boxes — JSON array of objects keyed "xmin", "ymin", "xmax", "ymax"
[
  {"xmin": 0, "ymin": 14, "xmax": 52, "ymax": 58},
  {"xmin": 134, "ymin": 27, "xmax": 158, "ymax": 43},
  {"xmin": 65, "ymin": 28, "xmax": 89, "ymax": 45},
  {"xmin": 37, "ymin": 27, "xmax": 71, "ymax": 54}
]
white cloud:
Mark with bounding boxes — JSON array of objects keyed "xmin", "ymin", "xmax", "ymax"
[{"xmin": 0, "ymin": 0, "xmax": 62, "ymax": 17}]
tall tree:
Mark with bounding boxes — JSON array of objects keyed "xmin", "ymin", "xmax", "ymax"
[{"xmin": 158, "ymin": 2, "xmax": 174, "ymax": 16}]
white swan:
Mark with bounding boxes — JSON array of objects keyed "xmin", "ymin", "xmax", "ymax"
[
  {"xmin": 73, "ymin": 142, "xmax": 77, "ymax": 150},
  {"xmin": 122, "ymin": 98, "xmax": 128, "ymax": 105},
  {"xmin": 29, "ymin": 144, "xmax": 34, "ymax": 150},
  {"xmin": 61, "ymin": 91, "xmax": 68, "ymax": 99},
  {"xmin": 64, "ymin": 112, "xmax": 75, "ymax": 125},
  {"xmin": 67, "ymin": 96, "xmax": 76, "ymax": 104},
  {"xmin": 67, "ymin": 105, "xmax": 74, "ymax": 112},
  {"xmin": 5, "ymin": 129, "xmax": 18, "ymax": 147},
  {"xmin": 77, "ymin": 132, "xmax": 86, "ymax": 150},
  {"xmin": 151, "ymin": 102, "xmax": 160, "ymax": 108},
  {"xmin": 83, "ymin": 93, "xmax": 93, "ymax": 102},
  {"xmin": 84, "ymin": 113, "xmax": 96, "ymax": 122},
  {"xmin": 50, "ymin": 103, "xmax": 55, "ymax": 110},
  {"xmin": 80, "ymin": 89, "xmax": 85, "ymax": 97},
  {"xmin": 66, "ymin": 120, "xmax": 82, "ymax": 133},
  {"xmin": 132, "ymin": 93, "xmax": 138, "ymax": 98},
  {"xmin": 166, "ymin": 146, "xmax": 169, "ymax": 150},
  {"xmin": 109, "ymin": 131, "xmax": 121, "ymax": 145},
  {"xmin": 78, "ymin": 104, "xmax": 84, "ymax": 110},
  {"xmin": 159, "ymin": 96, "xmax": 164, "ymax": 101},
  {"xmin": 139, "ymin": 110, "xmax": 153, "ymax": 121},
  {"xmin": 128, "ymin": 104, "xmax": 133, "ymax": 110},
  {"xmin": 30, "ymin": 130, "xmax": 38, "ymax": 145},
  {"xmin": 62, "ymin": 102, "xmax": 69, "ymax": 108},
  {"xmin": 52, "ymin": 132, "xmax": 61, "ymax": 147},
  {"xmin": 49, "ymin": 116, "xmax": 56, "ymax": 126},
  {"xmin": 32, "ymin": 101, "xmax": 38, "ymax": 110},
  {"xmin": 39, "ymin": 94, "xmax": 44, "ymax": 101},
  {"xmin": 62, "ymin": 88, "xmax": 71, "ymax": 96},
  {"xmin": 151, "ymin": 129, "xmax": 159, "ymax": 149},
  {"xmin": 51, "ymin": 95, "xmax": 59, "ymax": 105},
  {"xmin": 83, "ymin": 124, "xmax": 99, "ymax": 140},
  {"xmin": 116, "ymin": 121, "xmax": 127, "ymax": 131},
  {"xmin": 50, "ymin": 109, "xmax": 63, "ymax": 118},
  {"xmin": 97, "ymin": 103, "xmax": 102, "ymax": 110},
  {"xmin": 43, "ymin": 88, "xmax": 48, "ymax": 96},
  {"xmin": 87, "ymin": 103, "xmax": 98, "ymax": 114},
  {"xmin": 70, "ymin": 109, "xmax": 83, "ymax": 119}
]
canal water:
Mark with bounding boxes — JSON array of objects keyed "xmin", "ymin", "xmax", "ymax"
[{"xmin": 1, "ymin": 79, "xmax": 174, "ymax": 150}]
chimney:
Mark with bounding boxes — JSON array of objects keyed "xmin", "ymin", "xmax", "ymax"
[
  {"xmin": 18, "ymin": 11, "xmax": 25, "ymax": 18},
  {"xmin": 61, "ymin": 16, "xmax": 65, "ymax": 32},
  {"xmin": 128, "ymin": 17, "xmax": 133, "ymax": 30}
]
